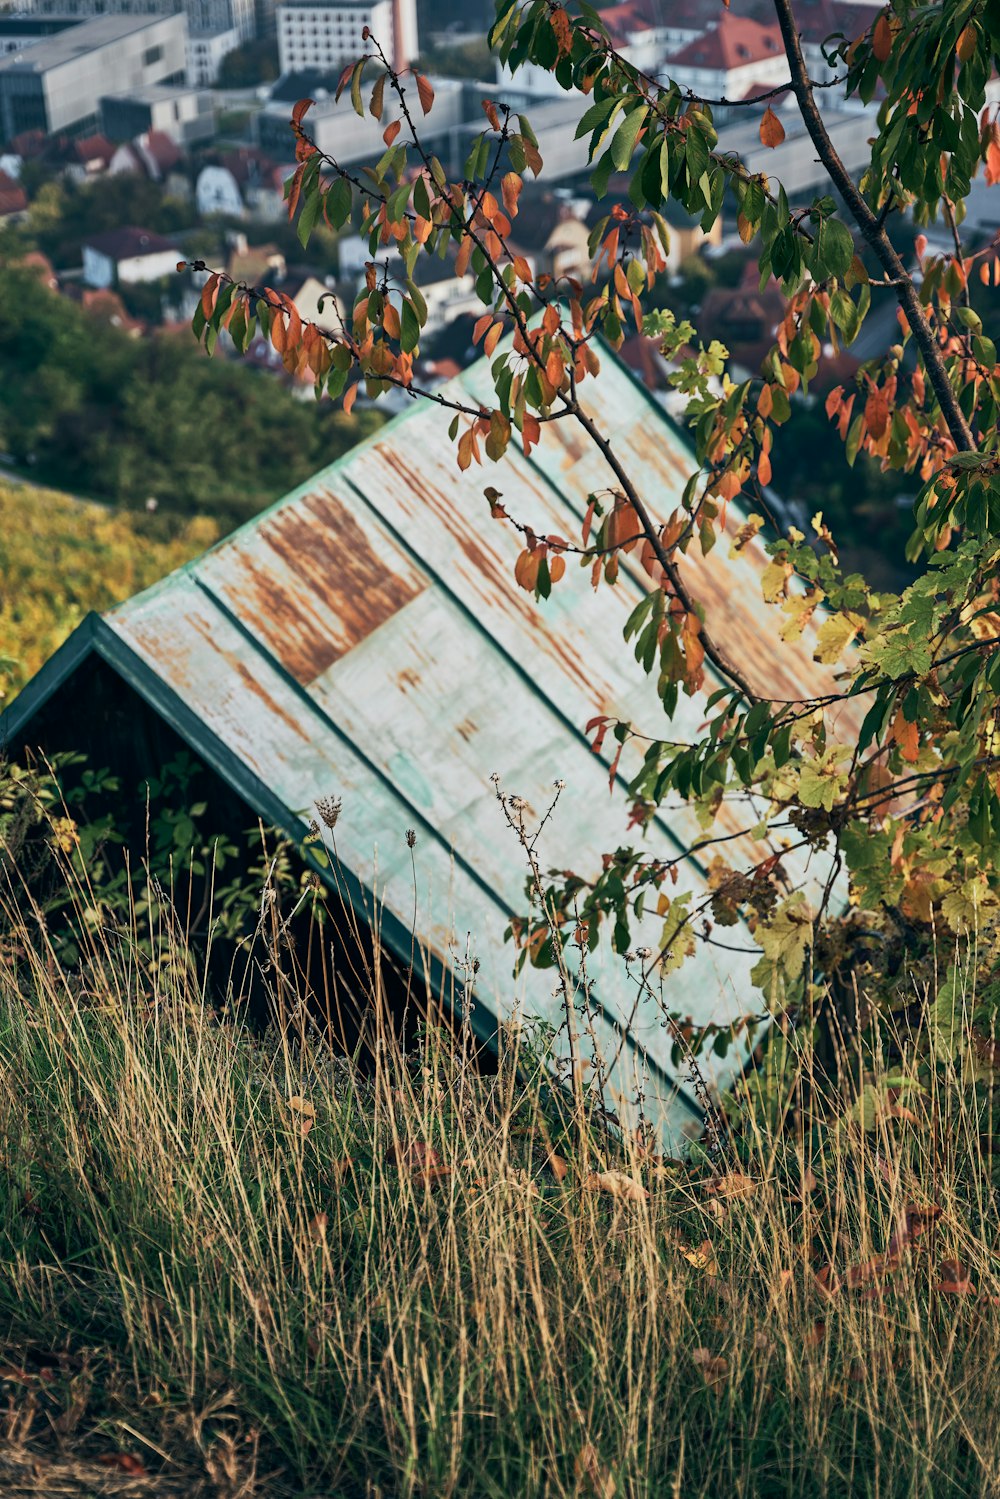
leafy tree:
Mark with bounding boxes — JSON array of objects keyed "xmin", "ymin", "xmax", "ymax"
[
  {"xmin": 0, "ymin": 268, "xmax": 380, "ymax": 524},
  {"xmin": 187, "ymin": 0, "xmax": 1000, "ymax": 1046},
  {"xmin": 217, "ymin": 36, "xmax": 281, "ymax": 88}
]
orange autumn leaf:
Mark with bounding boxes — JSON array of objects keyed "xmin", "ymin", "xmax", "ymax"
[
  {"xmin": 200, "ymin": 273, "xmax": 220, "ymax": 319},
  {"xmin": 501, "ymin": 171, "xmax": 522, "ymax": 218},
  {"xmin": 550, "ymin": 5, "xmax": 573, "ymax": 57},
  {"xmin": 583, "ymin": 1169, "xmax": 648, "ymax": 1203},
  {"xmin": 937, "ymin": 1257, "xmax": 975, "ymax": 1294},
  {"xmin": 415, "ymin": 71, "xmax": 434, "ymax": 115},
  {"xmin": 546, "ymin": 1150, "xmax": 569, "ymax": 1182},
  {"xmin": 514, "ymin": 546, "xmax": 541, "ymax": 591},
  {"xmin": 99, "ymin": 1454, "xmax": 148, "ymax": 1476},
  {"xmin": 891, "ymin": 709, "xmax": 919, "ymax": 763},
  {"xmin": 865, "ymin": 387, "xmax": 890, "ymax": 439},
  {"xmin": 986, "ymin": 139, "xmax": 1000, "ymax": 186},
  {"xmin": 760, "ymin": 105, "xmax": 786, "ymax": 149},
  {"xmin": 382, "ymin": 301, "xmax": 401, "ymax": 340},
  {"xmin": 872, "ymin": 12, "xmax": 894, "ymax": 61}
]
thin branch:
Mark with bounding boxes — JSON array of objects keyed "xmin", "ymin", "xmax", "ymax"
[{"xmin": 770, "ymin": 0, "xmax": 976, "ymax": 454}]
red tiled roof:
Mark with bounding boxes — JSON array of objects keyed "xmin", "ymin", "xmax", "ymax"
[
  {"xmin": 0, "ymin": 169, "xmax": 27, "ymax": 217},
  {"xmin": 138, "ymin": 130, "xmax": 182, "ymax": 174},
  {"xmin": 17, "ymin": 251, "xmax": 57, "ymax": 285},
  {"xmin": 80, "ymin": 288, "xmax": 145, "ymax": 334},
  {"xmin": 74, "ymin": 133, "xmax": 115, "ymax": 166},
  {"xmin": 668, "ymin": 15, "xmax": 784, "ymax": 71}
]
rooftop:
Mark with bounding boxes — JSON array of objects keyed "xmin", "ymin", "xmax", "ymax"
[
  {"xmin": 83, "ymin": 225, "xmax": 180, "ymax": 260},
  {"xmin": 101, "ymin": 82, "xmax": 206, "ymax": 106},
  {"xmin": 0, "ymin": 13, "xmax": 180, "ymax": 74},
  {"xmin": 667, "ymin": 15, "xmax": 785, "ymax": 71},
  {"xmin": 1, "ymin": 342, "xmax": 860, "ymax": 1149}
]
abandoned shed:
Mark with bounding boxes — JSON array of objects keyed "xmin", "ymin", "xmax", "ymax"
[{"xmin": 2, "ymin": 349, "xmax": 852, "ymax": 1149}]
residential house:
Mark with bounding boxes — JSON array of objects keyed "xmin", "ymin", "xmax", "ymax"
[
  {"xmin": 665, "ymin": 14, "xmax": 790, "ymax": 105},
  {"xmin": 506, "ymin": 188, "xmax": 592, "ymax": 284},
  {"xmin": 65, "ymin": 133, "xmax": 116, "ymax": 182},
  {"xmin": 226, "ymin": 231, "xmax": 287, "ymax": 285},
  {"xmin": 196, "ymin": 162, "xmax": 246, "ymax": 217},
  {"xmin": 82, "ymin": 226, "xmax": 182, "ymax": 289},
  {"xmin": 697, "ymin": 262, "xmax": 787, "ymax": 372}
]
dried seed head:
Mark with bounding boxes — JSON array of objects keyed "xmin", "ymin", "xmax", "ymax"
[
  {"xmin": 305, "ymin": 818, "xmax": 320, "ymax": 839},
  {"xmin": 315, "ymin": 794, "xmax": 342, "ymax": 829},
  {"xmin": 405, "ymin": 828, "xmax": 417, "ymax": 847}
]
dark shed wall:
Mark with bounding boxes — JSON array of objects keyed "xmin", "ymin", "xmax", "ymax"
[{"xmin": 5, "ymin": 654, "xmax": 452, "ymax": 1058}]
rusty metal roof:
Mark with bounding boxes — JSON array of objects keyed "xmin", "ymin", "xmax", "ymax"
[{"xmin": 3, "ymin": 348, "xmax": 857, "ymax": 1149}]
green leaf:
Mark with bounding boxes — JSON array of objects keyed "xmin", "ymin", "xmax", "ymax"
[{"xmin": 609, "ymin": 105, "xmax": 647, "ymax": 171}]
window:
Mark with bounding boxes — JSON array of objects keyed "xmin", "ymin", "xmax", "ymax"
[{"xmin": 143, "ymin": 43, "xmax": 162, "ymax": 64}]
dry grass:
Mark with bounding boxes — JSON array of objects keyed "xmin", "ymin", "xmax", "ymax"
[{"xmin": 1, "ymin": 878, "xmax": 999, "ymax": 1498}]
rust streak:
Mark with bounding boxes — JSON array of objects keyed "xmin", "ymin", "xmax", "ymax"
[
  {"xmin": 186, "ymin": 614, "xmax": 311, "ymax": 743},
  {"xmin": 221, "ymin": 488, "xmax": 426, "ymax": 686}
]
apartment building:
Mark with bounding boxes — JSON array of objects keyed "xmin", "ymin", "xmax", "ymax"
[{"xmin": 276, "ymin": 0, "xmax": 416, "ymax": 77}]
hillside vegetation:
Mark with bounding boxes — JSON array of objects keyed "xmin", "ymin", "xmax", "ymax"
[{"xmin": 0, "ymin": 479, "xmax": 217, "ymax": 704}]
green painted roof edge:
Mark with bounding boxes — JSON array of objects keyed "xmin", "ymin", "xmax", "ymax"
[{"xmin": 0, "ymin": 612, "xmax": 500, "ymax": 1054}]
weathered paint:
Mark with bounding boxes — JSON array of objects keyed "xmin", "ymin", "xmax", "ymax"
[{"xmin": 6, "ymin": 346, "xmax": 862, "ymax": 1149}]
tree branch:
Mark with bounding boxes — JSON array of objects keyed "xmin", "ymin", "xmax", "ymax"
[{"xmin": 770, "ymin": 0, "xmax": 976, "ymax": 454}]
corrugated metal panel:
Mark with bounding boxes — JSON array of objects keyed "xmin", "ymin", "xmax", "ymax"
[{"xmin": 65, "ymin": 349, "xmax": 857, "ymax": 1147}]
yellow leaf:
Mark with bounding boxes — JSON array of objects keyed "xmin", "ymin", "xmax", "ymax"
[
  {"xmin": 679, "ymin": 1239, "xmax": 719, "ymax": 1275},
  {"xmin": 760, "ymin": 558, "xmax": 791, "ymax": 603},
  {"xmin": 287, "ymin": 1095, "xmax": 316, "ymax": 1118},
  {"xmin": 583, "ymin": 1169, "xmax": 648, "ymax": 1203},
  {"xmin": 813, "ymin": 610, "xmax": 863, "ymax": 665},
  {"xmin": 779, "ymin": 594, "xmax": 821, "ymax": 642},
  {"xmin": 705, "ymin": 1172, "xmax": 755, "ymax": 1199}
]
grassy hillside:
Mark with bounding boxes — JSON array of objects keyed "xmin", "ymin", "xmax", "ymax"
[
  {"xmin": 0, "ymin": 478, "xmax": 218, "ymax": 704},
  {"xmin": 0, "ymin": 855, "xmax": 997, "ymax": 1497}
]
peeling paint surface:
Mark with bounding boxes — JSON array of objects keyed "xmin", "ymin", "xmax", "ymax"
[{"xmin": 101, "ymin": 349, "xmax": 859, "ymax": 1148}]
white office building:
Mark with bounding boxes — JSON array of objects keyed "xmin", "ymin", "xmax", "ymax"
[{"xmin": 276, "ymin": 0, "xmax": 416, "ymax": 77}]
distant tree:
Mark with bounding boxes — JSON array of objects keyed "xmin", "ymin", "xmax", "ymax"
[
  {"xmin": 217, "ymin": 37, "xmax": 281, "ymax": 89},
  {"xmin": 0, "ymin": 268, "xmax": 379, "ymax": 524},
  {"xmin": 187, "ymin": 0, "xmax": 1000, "ymax": 1040}
]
